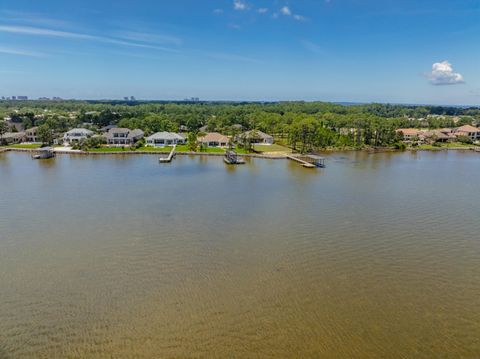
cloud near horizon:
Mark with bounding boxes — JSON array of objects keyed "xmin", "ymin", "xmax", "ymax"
[{"xmin": 426, "ymin": 61, "xmax": 465, "ymax": 85}]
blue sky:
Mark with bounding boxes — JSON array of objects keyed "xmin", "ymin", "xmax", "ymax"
[{"xmin": 0, "ymin": 0, "xmax": 479, "ymax": 105}]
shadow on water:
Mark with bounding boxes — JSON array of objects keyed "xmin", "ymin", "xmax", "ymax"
[
  {"xmin": 0, "ymin": 153, "xmax": 10, "ymax": 165},
  {"xmin": 35, "ymin": 158, "xmax": 57, "ymax": 169}
]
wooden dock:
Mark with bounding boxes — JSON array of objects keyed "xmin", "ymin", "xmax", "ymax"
[
  {"xmin": 286, "ymin": 154, "xmax": 325, "ymax": 168},
  {"xmin": 159, "ymin": 145, "xmax": 176, "ymax": 163}
]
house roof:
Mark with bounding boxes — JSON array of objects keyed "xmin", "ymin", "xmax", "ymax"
[
  {"xmin": 105, "ymin": 128, "xmax": 144, "ymax": 139},
  {"xmin": 424, "ymin": 130, "xmax": 450, "ymax": 140},
  {"xmin": 100, "ymin": 124, "xmax": 117, "ymax": 132},
  {"xmin": 108, "ymin": 128, "xmax": 130, "ymax": 134},
  {"xmin": 198, "ymin": 132, "xmax": 229, "ymax": 143},
  {"xmin": 3, "ymin": 132, "xmax": 25, "ymax": 139},
  {"xmin": 437, "ymin": 128, "xmax": 453, "ymax": 134},
  {"xmin": 146, "ymin": 132, "xmax": 184, "ymax": 141},
  {"xmin": 65, "ymin": 128, "xmax": 94, "ymax": 136},
  {"xmin": 455, "ymin": 125, "xmax": 480, "ymax": 133},
  {"xmin": 241, "ymin": 130, "xmax": 273, "ymax": 140},
  {"xmin": 396, "ymin": 128, "xmax": 422, "ymax": 135},
  {"xmin": 25, "ymin": 126, "xmax": 39, "ymax": 133}
]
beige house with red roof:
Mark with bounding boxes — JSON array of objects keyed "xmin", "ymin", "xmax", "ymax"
[
  {"xmin": 198, "ymin": 132, "xmax": 230, "ymax": 148},
  {"xmin": 396, "ymin": 128, "xmax": 423, "ymax": 141},
  {"xmin": 453, "ymin": 125, "xmax": 480, "ymax": 141}
]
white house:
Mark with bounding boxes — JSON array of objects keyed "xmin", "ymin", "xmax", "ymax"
[
  {"xmin": 235, "ymin": 130, "xmax": 274, "ymax": 145},
  {"xmin": 105, "ymin": 128, "xmax": 144, "ymax": 146},
  {"xmin": 145, "ymin": 132, "xmax": 186, "ymax": 147},
  {"xmin": 63, "ymin": 128, "xmax": 94, "ymax": 143}
]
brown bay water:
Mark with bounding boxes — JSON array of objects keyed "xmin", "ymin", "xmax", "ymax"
[{"xmin": 0, "ymin": 151, "xmax": 479, "ymax": 358}]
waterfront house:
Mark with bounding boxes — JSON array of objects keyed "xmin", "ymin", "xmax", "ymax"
[
  {"xmin": 396, "ymin": 128, "xmax": 423, "ymax": 142},
  {"xmin": 25, "ymin": 127, "xmax": 39, "ymax": 142},
  {"xmin": 236, "ymin": 130, "xmax": 274, "ymax": 145},
  {"xmin": 453, "ymin": 125, "xmax": 480, "ymax": 142},
  {"xmin": 198, "ymin": 132, "xmax": 229, "ymax": 148},
  {"xmin": 2, "ymin": 132, "xmax": 26, "ymax": 144},
  {"xmin": 423, "ymin": 130, "xmax": 452, "ymax": 143},
  {"xmin": 105, "ymin": 128, "xmax": 144, "ymax": 146},
  {"xmin": 145, "ymin": 132, "xmax": 186, "ymax": 147},
  {"xmin": 63, "ymin": 128, "xmax": 94, "ymax": 143}
]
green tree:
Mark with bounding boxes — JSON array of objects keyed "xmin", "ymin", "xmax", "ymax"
[
  {"xmin": 187, "ymin": 132, "xmax": 198, "ymax": 152},
  {"xmin": 37, "ymin": 125, "xmax": 53, "ymax": 145}
]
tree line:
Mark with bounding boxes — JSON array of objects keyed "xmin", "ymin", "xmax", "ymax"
[{"xmin": 1, "ymin": 101, "xmax": 479, "ymax": 151}]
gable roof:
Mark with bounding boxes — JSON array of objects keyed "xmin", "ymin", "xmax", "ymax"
[
  {"xmin": 396, "ymin": 128, "xmax": 422, "ymax": 136},
  {"xmin": 105, "ymin": 128, "xmax": 144, "ymax": 139},
  {"xmin": 241, "ymin": 130, "xmax": 273, "ymax": 140},
  {"xmin": 455, "ymin": 125, "xmax": 480, "ymax": 133},
  {"xmin": 25, "ymin": 126, "xmax": 39, "ymax": 133},
  {"xmin": 146, "ymin": 132, "xmax": 184, "ymax": 141},
  {"xmin": 65, "ymin": 128, "xmax": 94, "ymax": 136},
  {"xmin": 198, "ymin": 132, "xmax": 229, "ymax": 143},
  {"xmin": 3, "ymin": 132, "xmax": 25, "ymax": 139}
]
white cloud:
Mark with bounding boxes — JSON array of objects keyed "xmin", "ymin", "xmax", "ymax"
[
  {"xmin": 426, "ymin": 61, "xmax": 465, "ymax": 85},
  {"xmin": 0, "ymin": 24, "xmax": 178, "ymax": 52},
  {"xmin": 257, "ymin": 8, "xmax": 269, "ymax": 14},
  {"xmin": 1, "ymin": 10, "xmax": 71, "ymax": 28},
  {"xmin": 114, "ymin": 31, "xmax": 183, "ymax": 46},
  {"xmin": 206, "ymin": 51, "xmax": 262, "ymax": 64},
  {"xmin": 301, "ymin": 40, "xmax": 325, "ymax": 54},
  {"xmin": 0, "ymin": 24, "xmax": 93, "ymax": 40},
  {"xmin": 279, "ymin": 6, "xmax": 307, "ymax": 21},
  {"xmin": 213, "ymin": 8, "xmax": 224, "ymax": 14},
  {"xmin": 233, "ymin": 0, "xmax": 248, "ymax": 11},
  {"xmin": 280, "ymin": 6, "xmax": 292, "ymax": 15},
  {"xmin": 293, "ymin": 14, "xmax": 307, "ymax": 21},
  {"xmin": 0, "ymin": 46, "xmax": 45, "ymax": 57}
]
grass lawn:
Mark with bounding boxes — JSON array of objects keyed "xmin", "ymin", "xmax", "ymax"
[
  {"xmin": 88, "ymin": 147, "xmax": 134, "ymax": 152},
  {"xmin": 136, "ymin": 146, "xmax": 173, "ymax": 152},
  {"xmin": 5, "ymin": 143, "xmax": 42, "ymax": 149},
  {"xmin": 417, "ymin": 142, "xmax": 477, "ymax": 150},
  {"xmin": 176, "ymin": 145, "xmax": 225, "ymax": 153},
  {"xmin": 253, "ymin": 144, "xmax": 292, "ymax": 153}
]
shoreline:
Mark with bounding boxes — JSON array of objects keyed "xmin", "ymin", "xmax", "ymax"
[
  {"xmin": 1, "ymin": 146, "xmax": 479, "ymax": 158},
  {"xmin": 1, "ymin": 147, "xmax": 479, "ymax": 156},
  {"xmin": 1, "ymin": 147, "xmax": 287, "ymax": 159}
]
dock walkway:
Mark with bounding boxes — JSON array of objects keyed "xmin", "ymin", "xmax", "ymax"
[
  {"xmin": 159, "ymin": 145, "xmax": 176, "ymax": 163},
  {"xmin": 286, "ymin": 154, "xmax": 325, "ymax": 168}
]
